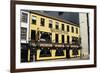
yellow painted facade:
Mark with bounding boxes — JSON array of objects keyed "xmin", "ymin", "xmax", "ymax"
[
  {"xmin": 26, "ymin": 12, "xmax": 80, "ymax": 60},
  {"xmin": 29, "ymin": 12, "xmax": 80, "ymax": 43},
  {"xmin": 28, "ymin": 48, "xmax": 30, "ymax": 62}
]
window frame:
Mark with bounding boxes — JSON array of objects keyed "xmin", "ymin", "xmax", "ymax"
[
  {"xmin": 67, "ymin": 25, "xmax": 70, "ymax": 32},
  {"xmin": 21, "ymin": 27, "xmax": 27, "ymax": 40},
  {"xmin": 40, "ymin": 18, "xmax": 45, "ymax": 26},
  {"xmin": 72, "ymin": 26, "xmax": 74, "ymax": 33},
  {"xmin": 55, "ymin": 22, "xmax": 59, "ymax": 30},
  {"xmin": 49, "ymin": 20, "xmax": 53, "ymax": 28},
  {"xmin": 62, "ymin": 24, "xmax": 64, "ymax": 31},
  {"xmin": 76, "ymin": 28, "xmax": 78, "ymax": 34},
  {"xmin": 21, "ymin": 12, "xmax": 28, "ymax": 23},
  {"xmin": 32, "ymin": 15, "xmax": 36, "ymax": 24}
]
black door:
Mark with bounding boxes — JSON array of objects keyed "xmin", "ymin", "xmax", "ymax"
[{"xmin": 66, "ymin": 48, "xmax": 70, "ymax": 58}]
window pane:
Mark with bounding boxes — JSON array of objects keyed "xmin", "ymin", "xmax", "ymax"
[
  {"xmin": 21, "ymin": 27, "xmax": 27, "ymax": 40},
  {"xmin": 55, "ymin": 34, "xmax": 58, "ymax": 43},
  {"xmin": 49, "ymin": 20, "xmax": 53, "ymax": 28},
  {"xmin": 55, "ymin": 22, "xmax": 59, "ymax": 30},
  {"xmin": 41, "ymin": 18, "xmax": 45, "ymax": 26},
  {"xmin": 67, "ymin": 25, "xmax": 69, "ymax": 32},
  {"xmin": 21, "ymin": 12, "xmax": 28, "ymax": 23},
  {"xmin": 72, "ymin": 26, "xmax": 74, "ymax": 33},
  {"xmin": 49, "ymin": 24, "xmax": 52, "ymax": 28},
  {"xmin": 76, "ymin": 28, "xmax": 78, "ymax": 34},
  {"xmin": 31, "ymin": 30, "xmax": 36, "ymax": 40},
  {"xmin": 62, "ymin": 35, "xmax": 64, "ymax": 43},
  {"xmin": 67, "ymin": 35, "xmax": 70, "ymax": 44},
  {"xmin": 62, "ymin": 24, "xmax": 64, "ymax": 31},
  {"xmin": 32, "ymin": 16, "xmax": 36, "ymax": 24}
]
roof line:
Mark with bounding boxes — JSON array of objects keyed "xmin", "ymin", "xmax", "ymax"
[{"xmin": 22, "ymin": 10, "xmax": 79, "ymax": 27}]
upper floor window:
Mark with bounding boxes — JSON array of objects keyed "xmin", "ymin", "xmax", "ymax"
[
  {"xmin": 40, "ymin": 18, "xmax": 45, "ymax": 26},
  {"xmin": 21, "ymin": 27, "xmax": 27, "ymax": 40},
  {"xmin": 62, "ymin": 35, "xmax": 64, "ymax": 43},
  {"xmin": 72, "ymin": 26, "xmax": 74, "ymax": 33},
  {"xmin": 21, "ymin": 12, "xmax": 28, "ymax": 23},
  {"xmin": 55, "ymin": 34, "xmax": 59, "ymax": 43},
  {"xmin": 67, "ymin": 25, "xmax": 69, "ymax": 32},
  {"xmin": 55, "ymin": 22, "xmax": 59, "ymax": 30},
  {"xmin": 32, "ymin": 16, "xmax": 36, "ymax": 24},
  {"xmin": 67, "ymin": 35, "xmax": 70, "ymax": 44},
  {"xmin": 49, "ymin": 20, "xmax": 53, "ymax": 28},
  {"xmin": 62, "ymin": 24, "xmax": 64, "ymax": 31},
  {"xmin": 76, "ymin": 28, "xmax": 78, "ymax": 34}
]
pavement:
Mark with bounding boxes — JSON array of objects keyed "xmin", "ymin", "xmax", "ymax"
[{"xmin": 35, "ymin": 57, "xmax": 89, "ymax": 62}]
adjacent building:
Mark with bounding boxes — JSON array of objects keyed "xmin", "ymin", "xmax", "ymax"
[{"xmin": 79, "ymin": 13, "xmax": 89, "ymax": 59}]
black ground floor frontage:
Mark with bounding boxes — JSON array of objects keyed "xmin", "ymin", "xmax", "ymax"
[{"xmin": 21, "ymin": 43, "xmax": 81, "ymax": 62}]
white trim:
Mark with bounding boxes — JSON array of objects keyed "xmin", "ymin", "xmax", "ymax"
[{"xmin": 20, "ymin": 10, "xmax": 30, "ymax": 43}]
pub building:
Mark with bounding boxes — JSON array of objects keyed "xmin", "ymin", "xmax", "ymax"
[{"xmin": 20, "ymin": 10, "xmax": 81, "ymax": 62}]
